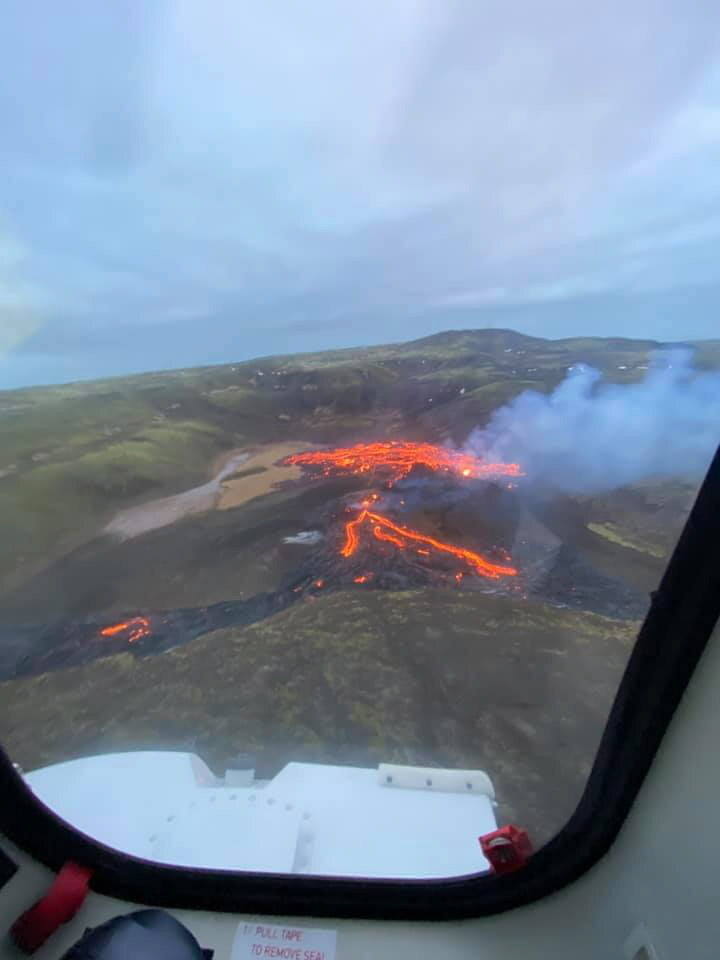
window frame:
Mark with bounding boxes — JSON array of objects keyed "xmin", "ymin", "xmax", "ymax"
[{"xmin": 1, "ymin": 446, "xmax": 719, "ymax": 921}]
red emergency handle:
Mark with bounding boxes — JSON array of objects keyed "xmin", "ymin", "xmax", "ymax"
[
  {"xmin": 479, "ymin": 824, "xmax": 533, "ymax": 875},
  {"xmin": 10, "ymin": 861, "xmax": 93, "ymax": 954}
]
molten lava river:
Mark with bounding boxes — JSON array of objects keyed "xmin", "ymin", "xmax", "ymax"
[{"xmin": 341, "ymin": 510, "xmax": 517, "ymax": 581}]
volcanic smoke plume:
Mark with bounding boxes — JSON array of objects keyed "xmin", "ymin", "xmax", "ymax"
[{"xmin": 466, "ymin": 350, "xmax": 720, "ymax": 494}]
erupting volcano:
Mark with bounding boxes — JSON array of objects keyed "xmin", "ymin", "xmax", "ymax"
[
  {"xmin": 282, "ymin": 441, "xmax": 521, "ymax": 585},
  {"xmin": 341, "ymin": 510, "xmax": 517, "ymax": 581},
  {"xmin": 282, "ymin": 441, "xmax": 522, "ymax": 486}
]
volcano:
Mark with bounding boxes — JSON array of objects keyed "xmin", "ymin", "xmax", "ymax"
[
  {"xmin": 272, "ymin": 457, "xmax": 525, "ymax": 607},
  {"xmin": 281, "ymin": 442, "xmax": 521, "ymax": 589}
]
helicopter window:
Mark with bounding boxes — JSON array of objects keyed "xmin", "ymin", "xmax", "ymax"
[{"xmin": 1, "ymin": 0, "xmax": 719, "ymax": 916}]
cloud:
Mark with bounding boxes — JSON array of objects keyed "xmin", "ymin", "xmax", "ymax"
[{"xmin": 1, "ymin": 1, "xmax": 720, "ymax": 385}]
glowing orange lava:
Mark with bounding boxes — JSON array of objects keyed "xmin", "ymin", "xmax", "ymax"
[
  {"xmin": 341, "ymin": 510, "xmax": 517, "ymax": 580},
  {"xmin": 99, "ymin": 616, "xmax": 151, "ymax": 644},
  {"xmin": 283, "ymin": 442, "xmax": 522, "ymax": 486}
]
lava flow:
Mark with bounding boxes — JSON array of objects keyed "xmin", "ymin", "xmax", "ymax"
[
  {"xmin": 283, "ymin": 441, "xmax": 522, "ymax": 486},
  {"xmin": 341, "ymin": 510, "xmax": 517, "ymax": 581},
  {"xmin": 99, "ymin": 616, "xmax": 151, "ymax": 644}
]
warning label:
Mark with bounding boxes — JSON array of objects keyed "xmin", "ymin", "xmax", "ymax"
[{"xmin": 231, "ymin": 923, "xmax": 337, "ymax": 960}]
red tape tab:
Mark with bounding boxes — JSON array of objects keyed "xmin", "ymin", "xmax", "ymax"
[
  {"xmin": 10, "ymin": 861, "xmax": 93, "ymax": 954},
  {"xmin": 479, "ymin": 825, "xmax": 533, "ymax": 875}
]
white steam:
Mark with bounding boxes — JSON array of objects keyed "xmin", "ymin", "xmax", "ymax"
[{"xmin": 466, "ymin": 351, "xmax": 720, "ymax": 493}]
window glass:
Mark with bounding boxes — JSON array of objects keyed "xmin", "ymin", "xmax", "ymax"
[{"xmin": 1, "ymin": 2, "xmax": 719, "ymax": 879}]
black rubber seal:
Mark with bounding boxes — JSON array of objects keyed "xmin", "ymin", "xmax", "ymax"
[
  {"xmin": 1, "ymin": 446, "xmax": 719, "ymax": 921},
  {"xmin": 0, "ymin": 845, "xmax": 17, "ymax": 892}
]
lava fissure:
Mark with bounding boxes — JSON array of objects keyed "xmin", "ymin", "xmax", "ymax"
[{"xmin": 283, "ymin": 441, "xmax": 522, "ymax": 486}]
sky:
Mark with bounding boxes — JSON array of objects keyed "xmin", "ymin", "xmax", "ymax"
[{"xmin": 1, "ymin": 0, "xmax": 720, "ymax": 388}]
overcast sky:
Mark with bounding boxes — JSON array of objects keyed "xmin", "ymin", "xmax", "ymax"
[{"xmin": 2, "ymin": 0, "xmax": 720, "ymax": 388}]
